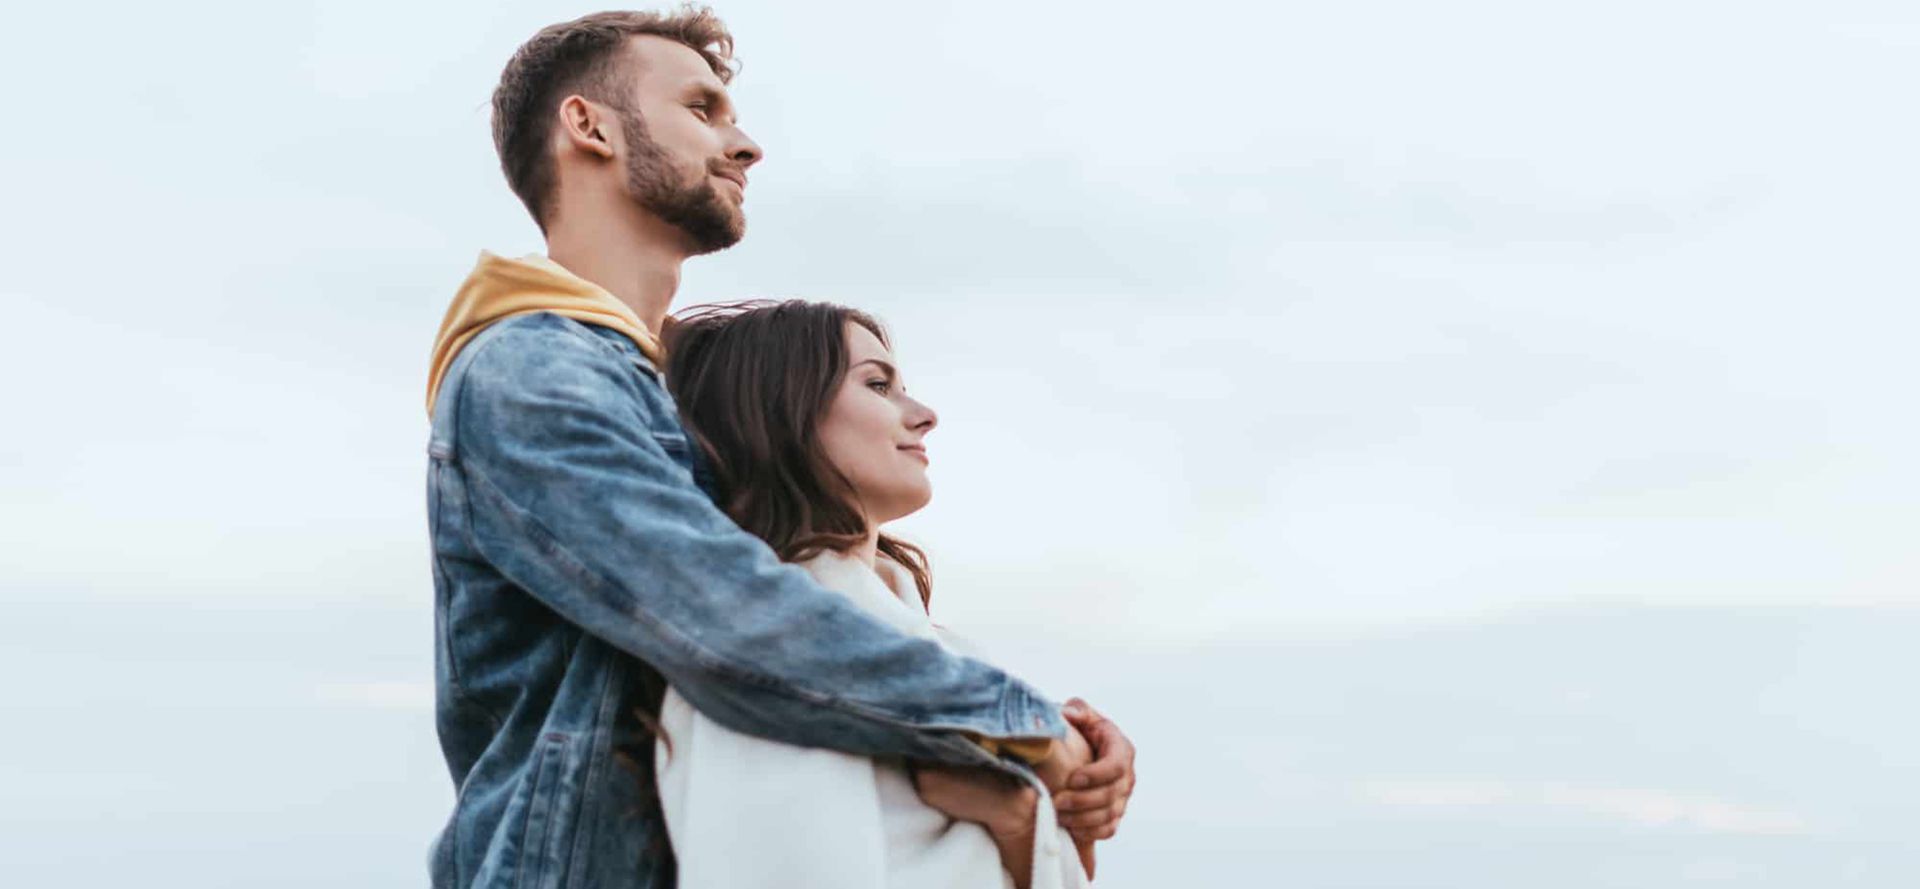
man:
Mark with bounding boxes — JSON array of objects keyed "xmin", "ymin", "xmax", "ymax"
[{"xmin": 424, "ymin": 9, "xmax": 1136, "ymax": 888}]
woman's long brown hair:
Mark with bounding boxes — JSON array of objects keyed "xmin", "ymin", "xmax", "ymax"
[
  {"xmin": 623, "ymin": 301, "xmax": 935, "ymax": 869},
  {"xmin": 661, "ymin": 299, "xmax": 934, "ymax": 605}
]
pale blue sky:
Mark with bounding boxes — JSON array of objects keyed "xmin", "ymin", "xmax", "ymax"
[{"xmin": 2, "ymin": 1, "xmax": 1916, "ymax": 885}]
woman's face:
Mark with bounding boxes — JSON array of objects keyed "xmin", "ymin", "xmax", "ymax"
[{"xmin": 818, "ymin": 321, "xmax": 938, "ymax": 525}]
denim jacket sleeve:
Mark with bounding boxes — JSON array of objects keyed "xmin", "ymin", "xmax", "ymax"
[{"xmin": 443, "ymin": 317, "xmax": 1066, "ymax": 764}]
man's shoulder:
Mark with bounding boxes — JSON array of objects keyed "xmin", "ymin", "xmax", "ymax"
[
  {"xmin": 474, "ymin": 311, "xmax": 627, "ymax": 358},
  {"xmin": 463, "ymin": 314, "xmax": 658, "ymax": 382},
  {"xmin": 450, "ymin": 314, "xmax": 668, "ymax": 425}
]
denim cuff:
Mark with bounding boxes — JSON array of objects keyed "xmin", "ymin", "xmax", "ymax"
[{"xmin": 1000, "ymin": 679, "xmax": 1067, "ymax": 741}]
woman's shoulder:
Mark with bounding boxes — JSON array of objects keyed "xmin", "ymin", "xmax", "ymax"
[
  {"xmin": 792, "ymin": 550, "xmax": 926, "ymax": 612},
  {"xmin": 794, "ymin": 550, "xmax": 938, "ymax": 637},
  {"xmin": 870, "ymin": 556, "xmax": 930, "ymax": 616}
]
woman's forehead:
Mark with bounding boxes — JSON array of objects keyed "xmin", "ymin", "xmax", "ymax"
[{"xmin": 845, "ymin": 322, "xmax": 892, "ymax": 362}]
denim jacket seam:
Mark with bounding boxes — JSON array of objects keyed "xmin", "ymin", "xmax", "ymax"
[
  {"xmin": 433, "ymin": 360, "xmax": 520, "ymax": 738},
  {"xmin": 427, "ymin": 460, "xmax": 470, "ymax": 698},
  {"xmin": 1000, "ymin": 677, "xmax": 1051, "ymax": 736},
  {"xmin": 812, "ymin": 690, "xmax": 1030, "ymax": 742},
  {"xmin": 549, "ymin": 314, "xmax": 624, "ymax": 353},
  {"xmin": 563, "ymin": 655, "xmax": 624, "ymax": 882},
  {"xmin": 513, "ymin": 316, "xmax": 669, "ymax": 426},
  {"xmin": 511, "ymin": 734, "xmax": 562, "ymax": 889},
  {"xmin": 429, "ymin": 495, "xmax": 456, "ymax": 686},
  {"xmin": 459, "ymin": 313, "xmax": 640, "ymax": 390},
  {"xmin": 546, "ymin": 314, "xmax": 661, "ymax": 380}
]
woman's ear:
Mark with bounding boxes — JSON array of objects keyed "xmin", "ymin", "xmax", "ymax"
[{"xmin": 556, "ymin": 95, "xmax": 618, "ymax": 160}]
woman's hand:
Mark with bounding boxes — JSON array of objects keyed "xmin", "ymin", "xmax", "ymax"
[
  {"xmin": 910, "ymin": 764, "xmax": 1043, "ymax": 888},
  {"xmin": 909, "ymin": 763, "xmax": 1038, "ymax": 841}
]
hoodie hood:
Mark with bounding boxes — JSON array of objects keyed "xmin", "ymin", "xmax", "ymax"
[{"xmin": 426, "ymin": 251, "xmax": 665, "ymax": 416}]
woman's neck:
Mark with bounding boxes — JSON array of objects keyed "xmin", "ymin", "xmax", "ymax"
[{"xmin": 849, "ymin": 530, "xmax": 880, "ymax": 569}]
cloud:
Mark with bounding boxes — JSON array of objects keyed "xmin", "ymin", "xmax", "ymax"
[
  {"xmin": 312, "ymin": 679, "xmax": 434, "ymax": 711},
  {"xmin": 1360, "ymin": 778, "xmax": 1813, "ymax": 836},
  {"xmin": 1538, "ymin": 783, "xmax": 1812, "ymax": 836}
]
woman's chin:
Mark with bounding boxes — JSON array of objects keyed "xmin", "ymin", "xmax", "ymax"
[{"xmin": 874, "ymin": 486, "xmax": 933, "ymax": 524}]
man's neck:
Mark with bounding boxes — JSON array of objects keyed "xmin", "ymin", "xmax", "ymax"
[{"xmin": 544, "ymin": 210, "xmax": 692, "ymax": 335}]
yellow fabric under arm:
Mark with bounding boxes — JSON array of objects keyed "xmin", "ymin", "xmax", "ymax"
[{"xmin": 969, "ymin": 735, "xmax": 1058, "ymax": 764}]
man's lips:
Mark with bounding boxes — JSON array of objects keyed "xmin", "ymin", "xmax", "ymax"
[{"xmin": 713, "ymin": 170, "xmax": 747, "ymax": 192}]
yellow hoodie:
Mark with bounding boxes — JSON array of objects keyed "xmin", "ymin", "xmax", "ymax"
[{"xmin": 425, "ymin": 251, "xmax": 665, "ymax": 417}]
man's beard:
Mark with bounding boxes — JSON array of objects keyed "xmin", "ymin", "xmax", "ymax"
[{"xmin": 620, "ymin": 111, "xmax": 743, "ymax": 255}]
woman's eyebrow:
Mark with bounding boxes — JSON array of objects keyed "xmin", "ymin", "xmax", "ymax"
[{"xmin": 851, "ymin": 358, "xmax": 896, "ymax": 377}]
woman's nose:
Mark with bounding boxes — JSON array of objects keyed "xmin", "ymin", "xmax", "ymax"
[{"xmin": 906, "ymin": 397, "xmax": 938, "ymax": 433}]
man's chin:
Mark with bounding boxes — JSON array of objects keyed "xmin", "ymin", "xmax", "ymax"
[
  {"xmin": 638, "ymin": 183, "xmax": 746, "ymax": 255},
  {"xmin": 685, "ymin": 212, "xmax": 746, "ymax": 255},
  {"xmin": 687, "ymin": 226, "xmax": 743, "ymax": 256}
]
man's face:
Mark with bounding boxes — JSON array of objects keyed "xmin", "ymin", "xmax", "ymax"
[{"xmin": 612, "ymin": 36, "xmax": 761, "ymax": 255}]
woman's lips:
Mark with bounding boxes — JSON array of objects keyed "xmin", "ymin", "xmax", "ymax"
[{"xmin": 898, "ymin": 444, "xmax": 928, "ymax": 464}]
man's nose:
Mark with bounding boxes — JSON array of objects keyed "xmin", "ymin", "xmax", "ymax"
[{"xmin": 726, "ymin": 127, "xmax": 762, "ymax": 168}]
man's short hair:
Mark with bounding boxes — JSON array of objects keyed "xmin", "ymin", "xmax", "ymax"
[{"xmin": 492, "ymin": 6, "xmax": 737, "ymax": 232}]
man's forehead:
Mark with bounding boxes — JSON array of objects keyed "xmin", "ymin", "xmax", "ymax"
[{"xmin": 623, "ymin": 34, "xmax": 728, "ymax": 94}]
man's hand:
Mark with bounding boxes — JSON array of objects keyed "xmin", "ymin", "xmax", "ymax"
[
  {"xmin": 1031, "ymin": 718, "xmax": 1094, "ymax": 793},
  {"xmin": 1052, "ymin": 698, "xmax": 1136, "ymax": 842}
]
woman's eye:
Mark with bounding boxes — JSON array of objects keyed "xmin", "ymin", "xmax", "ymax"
[{"xmin": 867, "ymin": 379, "xmax": 891, "ymax": 394}]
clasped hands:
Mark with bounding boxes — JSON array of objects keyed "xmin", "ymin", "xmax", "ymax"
[{"xmin": 908, "ymin": 698, "xmax": 1136, "ymax": 879}]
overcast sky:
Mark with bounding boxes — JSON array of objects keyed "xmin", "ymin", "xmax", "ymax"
[{"xmin": 2, "ymin": 1, "xmax": 1916, "ymax": 885}]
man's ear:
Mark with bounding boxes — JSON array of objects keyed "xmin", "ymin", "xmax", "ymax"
[{"xmin": 556, "ymin": 95, "xmax": 618, "ymax": 161}]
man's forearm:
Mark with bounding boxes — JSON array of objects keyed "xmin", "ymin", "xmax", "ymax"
[
  {"xmin": 464, "ymin": 448, "xmax": 1061, "ymax": 765},
  {"xmin": 450, "ymin": 320, "xmax": 1067, "ymax": 763}
]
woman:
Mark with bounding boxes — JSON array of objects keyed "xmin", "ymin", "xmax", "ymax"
[{"xmin": 653, "ymin": 300, "xmax": 1098, "ymax": 889}]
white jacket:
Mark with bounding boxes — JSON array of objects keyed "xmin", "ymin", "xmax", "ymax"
[{"xmin": 655, "ymin": 550, "xmax": 1089, "ymax": 889}]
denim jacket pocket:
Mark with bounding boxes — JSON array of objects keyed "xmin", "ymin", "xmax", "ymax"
[
  {"xmin": 625, "ymin": 352, "xmax": 661, "ymax": 382},
  {"xmin": 649, "ymin": 431, "xmax": 691, "ymax": 459},
  {"xmin": 649, "ymin": 431, "xmax": 719, "ymax": 495}
]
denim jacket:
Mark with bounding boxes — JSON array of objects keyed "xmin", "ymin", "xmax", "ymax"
[{"xmin": 425, "ymin": 312, "xmax": 1066, "ymax": 889}]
